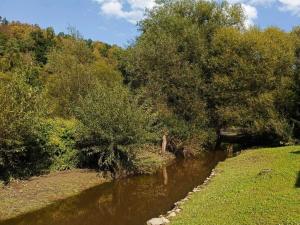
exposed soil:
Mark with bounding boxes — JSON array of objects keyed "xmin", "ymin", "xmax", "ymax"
[{"xmin": 0, "ymin": 170, "xmax": 107, "ymax": 221}]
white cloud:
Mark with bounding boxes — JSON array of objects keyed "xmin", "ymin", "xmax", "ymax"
[
  {"xmin": 127, "ymin": 0, "xmax": 156, "ymax": 10},
  {"xmin": 92, "ymin": 0, "xmax": 156, "ymax": 24},
  {"xmin": 249, "ymin": 0, "xmax": 300, "ymax": 15},
  {"xmin": 93, "ymin": 0, "xmax": 300, "ymax": 25},
  {"xmin": 228, "ymin": 0, "xmax": 300, "ymax": 28},
  {"xmin": 278, "ymin": 0, "xmax": 300, "ymax": 16},
  {"xmin": 229, "ymin": 0, "xmax": 300, "ymax": 17},
  {"xmin": 241, "ymin": 3, "xmax": 258, "ymax": 27},
  {"xmin": 248, "ymin": 0, "xmax": 276, "ymax": 5}
]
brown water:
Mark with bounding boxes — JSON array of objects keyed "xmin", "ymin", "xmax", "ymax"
[{"xmin": 1, "ymin": 151, "xmax": 226, "ymax": 225}]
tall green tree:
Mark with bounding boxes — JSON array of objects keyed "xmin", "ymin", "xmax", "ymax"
[
  {"xmin": 45, "ymin": 38, "xmax": 121, "ymax": 117},
  {"xmin": 291, "ymin": 26, "xmax": 300, "ymax": 138},
  {"xmin": 125, "ymin": 0, "xmax": 245, "ymax": 151},
  {"xmin": 208, "ymin": 27, "xmax": 295, "ymax": 143},
  {"xmin": 0, "ymin": 73, "xmax": 47, "ymax": 180},
  {"xmin": 30, "ymin": 27, "xmax": 55, "ymax": 65}
]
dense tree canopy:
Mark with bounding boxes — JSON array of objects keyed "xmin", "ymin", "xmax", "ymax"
[
  {"xmin": 125, "ymin": 0, "xmax": 298, "ymax": 149},
  {"xmin": 291, "ymin": 27, "xmax": 300, "ymax": 137},
  {"xmin": 0, "ymin": 18, "xmax": 165, "ymax": 181},
  {"xmin": 208, "ymin": 27, "xmax": 294, "ymax": 141},
  {"xmin": 1, "ymin": 0, "xmax": 300, "ymax": 181},
  {"xmin": 125, "ymin": 0, "xmax": 246, "ymax": 151}
]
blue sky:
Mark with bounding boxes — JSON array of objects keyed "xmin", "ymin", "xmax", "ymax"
[{"xmin": 0, "ymin": 0, "xmax": 299, "ymax": 47}]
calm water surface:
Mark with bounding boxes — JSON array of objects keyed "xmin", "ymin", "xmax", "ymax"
[{"xmin": 1, "ymin": 151, "xmax": 226, "ymax": 225}]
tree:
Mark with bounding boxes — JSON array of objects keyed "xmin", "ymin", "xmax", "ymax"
[
  {"xmin": 208, "ymin": 27, "xmax": 295, "ymax": 144},
  {"xmin": 30, "ymin": 27, "xmax": 55, "ymax": 64},
  {"xmin": 291, "ymin": 27, "xmax": 300, "ymax": 138},
  {"xmin": 125, "ymin": 0, "xmax": 245, "ymax": 151},
  {"xmin": 44, "ymin": 38, "xmax": 121, "ymax": 117},
  {"xmin": 0, "ymin": 73, "xmax": 47, "ymax": 180},
  {"xmin": 0, "ymin": 17, "xmax": 8, "ymax": 25}
]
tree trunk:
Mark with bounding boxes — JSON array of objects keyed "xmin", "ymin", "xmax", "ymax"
[
  {"xmin": 215, "ymin": 129, "xmax": 222, "ymax": 150},
  {"xmin": 226, "ymin": 144, "xmax": 233, "ymax": 157},
  {"xmin": 161, "ymin": 135, "xmax": 167, "ymax": 154}
]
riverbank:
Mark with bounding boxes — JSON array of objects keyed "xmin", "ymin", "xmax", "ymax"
[
  {"xmin": 169, "ymin": 146, "xmax": 300, "ymax": 225},
  {"xmin": 0, "ymin": 151, "xmax": 224, "ymax": 225},
  {"xmin": 0, "ymin": 150, "xmax": 174, "ymax": 222},
  {"xmin": 0, "ymin": 169, "xmax": 107, "ymax": 221}
]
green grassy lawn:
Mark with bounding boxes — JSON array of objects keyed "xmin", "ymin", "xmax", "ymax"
[{"xmin": 171, "ymin": 146, "xmax": 300, "ymax": 225}]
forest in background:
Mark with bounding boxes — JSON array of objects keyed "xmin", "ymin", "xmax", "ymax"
[{"xmin": 0, "ymin": 0, "xmax": 300, "ymax": 182}]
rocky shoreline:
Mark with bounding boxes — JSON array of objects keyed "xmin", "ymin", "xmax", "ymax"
[{"xmin": 146, "ymin": 169, "xmax": 217, "ymax": 225}]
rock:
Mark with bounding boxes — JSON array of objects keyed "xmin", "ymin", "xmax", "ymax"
[
  {"xmin": 167, "ymin": 212, "xmax": 176, "ymax": 218},
  {"xmin": 163, "ymin": 218, "xmax": 170, "ymax": 224},
  {"xmin": 174, "ymin": 208, "xmax": 181, "ymax": 213},
  {"xmin": 147, "ymin": 217, "xmax": 170, "ymax": 225}
]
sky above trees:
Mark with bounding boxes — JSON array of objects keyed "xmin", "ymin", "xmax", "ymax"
[{"xmin": 1, "ymin": 0, "xmax": 300, "ymax": 46}]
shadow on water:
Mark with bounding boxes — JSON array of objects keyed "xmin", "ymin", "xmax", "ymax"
[{"xmin": 0, "ymin": 151, "xmax": 226, "ymax": 225}]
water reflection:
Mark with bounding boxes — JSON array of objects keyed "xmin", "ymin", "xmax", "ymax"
[{"xmin": 1, "ymin": 151, "xmax": 225, "ymax": 225}]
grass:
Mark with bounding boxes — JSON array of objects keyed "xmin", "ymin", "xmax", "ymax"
[
  {"xmin": 133, "ymin": 148, "xmax": 175, "ymax": 174},
  {"xmin": 0, "ymin": 169, "xmax": 107, "ymax": 221},
  {"xmin": 170, "ymin": 146, "xmax": 300, "ymax": 225}
]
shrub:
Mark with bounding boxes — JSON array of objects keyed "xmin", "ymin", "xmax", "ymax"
[
  {"xmin": 131, "ymin": 144, "xmax": 170, "ymax": 174},
  {"xmin": 0, "ymin": 73, "xmax": 47, "ymax": 180},
  {"xmin": 42, "ymin": 118, "xmax": 79, "ymax": 171},
  {"xmin": 75, "ymin": 82, "xmax": 159, "ymax": 174}
]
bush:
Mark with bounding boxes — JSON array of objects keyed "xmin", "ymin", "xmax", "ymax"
[
  {"xmin": 0, "ymin": 74, "xmax": 47, "ymax": 180},
  {"xmin": 131, "ymin": 144, "xmax": 170, "ymax": 174},
  {"xmin": 42, "ymin": 118, "xmax": 79, "ymax": 171},
  {"xmin": 161, "ymin": 115, "xmax": 216, "ymax": 154},
  {"xmin": 75, "ymin": 82, "xmax": 159, "ymax": 174}
]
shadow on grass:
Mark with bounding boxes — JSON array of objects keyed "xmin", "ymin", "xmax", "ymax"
[
  {"xmin": 296, "ymin": 171, "xmax": 300, "ymax": 188},
  {"xmin": 290, "ymin": 150, "xmax": 300, "ymax": 155}
]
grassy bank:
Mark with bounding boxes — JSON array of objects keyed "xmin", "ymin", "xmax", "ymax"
[
  {"xmin": 0, "ymin": 170, "xmax": 107, "ymax": 221},
  {"xmin": 170, "ymin": 146, "xmax": 300, "ymax": 225}
]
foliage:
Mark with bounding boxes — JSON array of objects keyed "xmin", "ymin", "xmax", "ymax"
[
  {"xmin": 75, "ymin": 82, "xmax": 159, "ymax": 173},
  {"xmin": 1, "ymin": 2, "xmax": 300, "ymax": 180},
  {"xmin": 0, "ymin": 73, "xmax": 47, "ymax": 180},
  {"xmin": 208, "ymin": 27, "xmax": 295, "ymax": 141},
  {"xmin": 45, "ymin": 38, "xmax": 122, "ymax": 117},
  {"xmin": 0, "ymin": 19, "xmax": 163, "ymax": 179},
  {"xmin": 291, "ymin": 27, "xmax": 300, "ymax": 138},
  {"xmin": 125, "ymin": 0, "xmax": 244, "ymax": 151},
  {"xmin": 29, "ymin": 27, "xmax": 55, "ymax": 64},
  {"xmin": 42, "ymin": 118, "xmax": 79, "ymax": 171},
  {"xmin": 125, "ymin": 0, "xmax": 297, "ymax": 150},
  {"xmin": 124, "ymin": 0, "xmax": 243, "ymax": 149},
  {"xmin": 131, "ymin": 145, "xmax": 168, "ymax": 174}
]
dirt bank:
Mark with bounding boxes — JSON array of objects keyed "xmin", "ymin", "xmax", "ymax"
[{"xmin": 0, "ymin": 169, "xmax": 107, "ymax": 221}]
